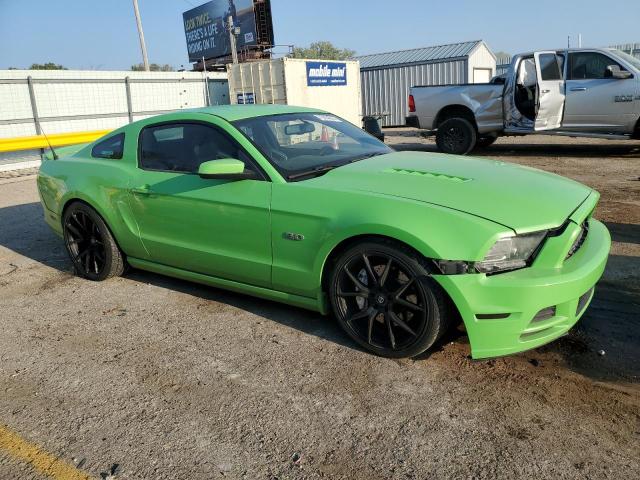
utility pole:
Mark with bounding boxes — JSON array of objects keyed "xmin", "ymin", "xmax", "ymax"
[
  {"xmin": 228, "ymin": 15, "xmax": 239, "ymax": 64},
  {"xmin": 132, "ymin": 0, "xmax": 150, "ymax": 71},
  {"xmin": 202, "ymin": 56, "xmax": 211, "ymax": 106},
  {"xmin": 578, "ymin": 33, "xmax": 582, "ymax": 48}
]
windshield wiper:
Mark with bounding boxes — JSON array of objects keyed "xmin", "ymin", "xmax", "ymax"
[
  {"xmin": 286, "ymin": 151, "xmax": 388, "ymax": 180},
  {"xmin": 348, "ymin": 151, "xmax": 386, "ymax": 163},
  {"xmin": 287, "ymin": 164, "xmax": 342, "ymax": 180}
]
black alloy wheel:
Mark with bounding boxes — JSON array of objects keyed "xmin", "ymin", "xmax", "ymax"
[
  {"xmin": 63, "ymin": 202, "xmax": 125, "ymax": 281},
  {"xmin": 435, "ymin": 117, "xmax": 477, "ymax": 155},
  {"xmin": 329, "ymin": 241, "xmax": 449, "ymax": 358}
]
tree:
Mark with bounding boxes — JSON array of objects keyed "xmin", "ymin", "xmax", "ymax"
[
  {"xmin": 494, "ymin": 51, "xmax": 512, "ymax": 63},
  {"xmin": 291, "ymin": 41, "xmax": 356, "ymax": 60},
  {"xmin": 29, "ymin": 62, "xmax": 67, "ymax": 70},
  {"xmin": 131, "ymin": 63, "xmax": 175, "ymax": 71}
]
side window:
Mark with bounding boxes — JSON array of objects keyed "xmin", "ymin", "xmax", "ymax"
[
  {"xmin": 538, "ymin": 53, "xmax": 563, "ymax": 80},
  {"xmin": 557, "ymin": 54, "xmax": 566, "ymax": 77},
  {"xmin": 92, "ymin": 133, "xmax": 125, "ymax": 159},
  {"xmin": 139, "ymin": 123, "xmax": 252, "ymax": 173},
  {"xmin": 569, "ymin": 52, "xmax": 623, "ymax": 80}
]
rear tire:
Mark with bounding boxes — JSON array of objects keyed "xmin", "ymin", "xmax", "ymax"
[
  {"xmin": 633, "ymin": 117, "xmax": 640, "ymax": 140},
  {"xmin": 435, "ymin": 117, "xmax": 477, "ymax": 155},
  {"xmin": 62, "ymin": 202, "xmax": 125, "ymax": 281},
  {"xmin": 475, "ymin": 135, "xmax": 498, "ymax": 149},
  {"xmin": 329, "ymin": 240, "xmax": 450, "ymax": 358}
]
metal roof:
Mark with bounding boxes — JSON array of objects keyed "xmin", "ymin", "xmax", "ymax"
[
  {"xmin": 356, "ymin": 40, "xmax": 484, "ymax": 70},
  {"xmin": 192, "ymin": 104, "xmax": 324, "ymax": 121}
]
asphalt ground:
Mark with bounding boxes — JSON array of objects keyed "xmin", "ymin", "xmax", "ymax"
[{"xmin": 0, "ymin": 133, "xmax": 638, "ymax": 479}]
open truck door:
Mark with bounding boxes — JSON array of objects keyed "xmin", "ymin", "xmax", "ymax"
[{"xmin": 534, "ymin": 52, "xmax": 565, "ymax": 130}]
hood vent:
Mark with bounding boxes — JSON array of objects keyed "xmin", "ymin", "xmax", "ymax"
[{"xmin": 384, "ymin": 168, "xmax": 470, "ymax": 183}]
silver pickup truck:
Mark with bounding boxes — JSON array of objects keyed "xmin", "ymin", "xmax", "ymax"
[{"xmin": 406, "ymin": 48, "xmax": 640, "ymax": 154}]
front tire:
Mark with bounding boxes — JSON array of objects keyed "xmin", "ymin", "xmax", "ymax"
[
  {"xmin": 329, "ymin": 240, "xmax": 450, "ymax": 358},
  {"xmin": 435, "ymin": 117, "xmax": 477, "ymax": 155},
  {"xmin": 62, "ymin": 202, "xmax": 125, "ymax": 281}
]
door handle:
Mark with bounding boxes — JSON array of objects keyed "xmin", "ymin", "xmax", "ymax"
[
  {"xmin": 130, "ymin": 185, "xmax": 152, "ymax": 195},
  {"xmin": 570, "ymin": 87, "xmax": 587, "ymax": 91},
  {"xmin": 541, "ymin": 89, "xmax": 550, "ymax": 94}
]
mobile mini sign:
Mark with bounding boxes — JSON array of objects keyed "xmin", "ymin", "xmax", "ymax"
[
  {"xmin": 237, "ymin": 92, "xmax": 255, "ymax": 104},
  {"xmin": 306, "ymin": 62, "xmax": 348, "ymax": 86}
]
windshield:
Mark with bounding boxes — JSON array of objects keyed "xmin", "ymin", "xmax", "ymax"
[
  {"xmin": 611, "ymin": 50, "xmax": 640, "ymax": 71},
  {"xmin": 233, "ymin": 112, "xmax": 393, "ymax": 180}
]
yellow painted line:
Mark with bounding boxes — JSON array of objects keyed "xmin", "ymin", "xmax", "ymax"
[
  {"xmin": 0, "ymin": 130, "xmax": 111, "ymax": 153},
  {"xmin": 0, "ymin": 424, "xmax": 91, "ymax": 479}
]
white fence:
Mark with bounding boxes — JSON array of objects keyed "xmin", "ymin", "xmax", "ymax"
[{"xmin": 0, "ymin": 69, "xmax": 229, "ymax": 168}]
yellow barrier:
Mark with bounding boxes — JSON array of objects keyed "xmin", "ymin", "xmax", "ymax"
[{"xmin": 0, "ymin": 130, "xmax": 111, "ymax": 153}]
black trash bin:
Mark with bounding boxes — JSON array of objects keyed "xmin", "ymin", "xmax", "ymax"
[{"xmin": 362, "ymin": 116, "xmax": 385, "ymax": 142}]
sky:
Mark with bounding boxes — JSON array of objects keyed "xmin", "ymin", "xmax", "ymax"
[{"xmin": 1, "ymin": 0, "xmax": 639, "ymax": 70}]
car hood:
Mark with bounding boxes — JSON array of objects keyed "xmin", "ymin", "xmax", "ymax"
[{"xmin": 311, "ymin": 151, "xmax": 592, "ymax": 233}]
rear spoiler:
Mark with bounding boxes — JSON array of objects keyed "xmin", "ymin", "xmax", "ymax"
[{"xmin": 42, "ymin": 142, "xmax": 90, "ymax": 160}]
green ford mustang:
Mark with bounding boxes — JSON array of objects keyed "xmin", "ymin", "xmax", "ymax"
[{"xmin": 37, "ymin": 105, "xmax": 611, "ymax": 359}]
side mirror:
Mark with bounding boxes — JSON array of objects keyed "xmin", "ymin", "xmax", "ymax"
[
  {"xmin": 198, "ymin": 159, "xmax": 257, "ymax": 180},
  {"xmin": 605, "ymin": 65, "xmax": 632, "ymax": 79}
]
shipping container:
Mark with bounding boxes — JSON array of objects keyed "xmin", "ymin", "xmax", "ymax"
[{"xmin": 227, "ymin": 57, "xmax": 362, "ymax": 126}]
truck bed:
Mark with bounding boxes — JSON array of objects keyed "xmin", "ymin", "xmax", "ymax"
[{"xmin": 408, "ymin": 83, "xmax": 504, "ymax": 134}]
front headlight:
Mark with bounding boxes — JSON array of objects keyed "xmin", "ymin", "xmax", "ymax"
[{"xmin": 475, "ymin": 231, "xmax": 548, "ymax": 274}]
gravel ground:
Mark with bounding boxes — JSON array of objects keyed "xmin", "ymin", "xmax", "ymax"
[{"xmin": 0, "ymin": 133, "xmax": 638, "ymax": 479}]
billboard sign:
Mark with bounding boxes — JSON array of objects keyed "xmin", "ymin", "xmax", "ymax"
[
  {"xmin": 306, "ymin": 62, "xmax": 348, "ymax": 86},
  {"xmin": 183, "ymin": 0, "xmax": 258, "ymax": 62}
]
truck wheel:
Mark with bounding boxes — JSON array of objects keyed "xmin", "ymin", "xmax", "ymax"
[
  {"xmin": 475, "ymin": 135, "xmax": 498, "ymax": 149},
  {"xmin": 436, "ymin": 118, "xmax": 477, "ymax": 155}
]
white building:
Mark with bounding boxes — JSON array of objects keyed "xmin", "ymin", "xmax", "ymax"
[{"xmin": 357, "ymin": 40, "xmax": 496, "ymax": 126}]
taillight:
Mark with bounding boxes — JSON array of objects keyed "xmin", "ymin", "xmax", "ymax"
[{"xmin": 408, "ymin": 94, "xmax": 416, "ymax": 113}]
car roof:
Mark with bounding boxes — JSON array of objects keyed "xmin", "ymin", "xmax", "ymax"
[
  {"xmin": 515, "ymin": 47, "xmax": 616, "ymax": 58},
  {"xmin": 190, "ymin": 104, "xmax": 326, "ymax": 122}
]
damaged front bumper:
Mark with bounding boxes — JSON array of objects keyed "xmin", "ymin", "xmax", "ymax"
[{"xmin": 432, "ymin": 203, "xmax": 611, "ymax": 359}]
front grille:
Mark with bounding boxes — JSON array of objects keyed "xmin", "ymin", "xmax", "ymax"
[
  {"xmin": 566, "ymin": 221, "xmax": 589, "ymax": 260},
  {"xmin": 576, "ymin": 287, "xmax": 594, "ymax": 315}
]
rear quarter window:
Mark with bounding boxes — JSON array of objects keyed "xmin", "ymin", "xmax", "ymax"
[{"xmin": 91, "ymin": 133, "xmax": 125, "ymax": 159}]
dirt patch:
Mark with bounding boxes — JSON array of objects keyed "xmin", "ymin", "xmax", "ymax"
[{"xmin": 0, "ymin": 137, "xmax": 639, "ymax": 479}]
